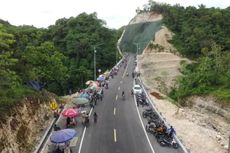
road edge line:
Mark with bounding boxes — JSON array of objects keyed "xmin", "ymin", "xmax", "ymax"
[
  {"xmin": 133, "ymin": 80, "xmax": 155, "ymax": 153},
  {"xmin": 78, "ymin": 108, "xmax": 93, "ymax": 153}
]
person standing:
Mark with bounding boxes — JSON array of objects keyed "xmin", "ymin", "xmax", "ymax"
[
  {"xmin": 93, "ymin": 112, "xmax": 98, "ymax": 123},
  {"xmin": 168, "ymin": 126, "xmax": 176, "ymax": 138},
  {"xmin": 94, "ymin": 95, "xmax": 97, "ymax": 106},
  {"xmin": 66, "ymin": 117, "xmax": 71, "ymax": 128}
]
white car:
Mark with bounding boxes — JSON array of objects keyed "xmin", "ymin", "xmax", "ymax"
[{"xmin": 133, "ymin": 84, "xmax": 142, "ymax": 94}]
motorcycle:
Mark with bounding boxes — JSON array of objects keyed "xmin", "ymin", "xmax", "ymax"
[
  {"xmin": 122, "ymin": 94, "xmax": 125, "ymax": 100},
  {"xmin": 142, "ymin": 108, "xmax": 156, "ymax": 118},
  {"xmin": 157, "ymin": 135, "xmax": 179, "ymax": 149}
]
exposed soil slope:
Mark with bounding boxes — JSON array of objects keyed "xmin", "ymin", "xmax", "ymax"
[
  {"xmin": 138, "ymin": 26, "xmax": 188, "ymax": 94},
  {"xmin": 136, "ymin": 15, "xmax": 229, "ymax": 153},
  {"xmin": 129, "ymin": 12, "xmax": 162, "ymax": 24},
  {"xmin": 0, "ymin": 93, "xmax": 55, "ymax": 153}
]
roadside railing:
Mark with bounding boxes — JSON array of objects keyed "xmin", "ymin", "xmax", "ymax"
[
  {"xmin": 33, "ymin": 107, "xmax": 64, "ymax": 153},
  {"xmin": 138, "ymin": 77, "xmax": 190, "ymax": 153}
]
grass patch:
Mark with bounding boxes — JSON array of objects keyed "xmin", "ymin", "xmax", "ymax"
[{"xmin": 211, "ymin": 89, "xmax": 230, "ymax": 103}]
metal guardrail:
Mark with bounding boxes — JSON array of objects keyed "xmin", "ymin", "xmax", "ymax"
[
  {"xmin": 33, "ymin": 107, "xmax": 64, "ymax": 153},
  {"xmin": 33, "ymin": 118, "xmax": 57, "ymax": 153},
  {"xmin": 137, "ymin": 77, "xmax": 190, "ymax": 153}
]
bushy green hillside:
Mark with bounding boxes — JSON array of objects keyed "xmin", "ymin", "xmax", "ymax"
[
  {"xmin": 0, "ymin": 13, "xmax": 119, "ymax": 111},
  {"xmin": 119, "ymin": 21, "xmax": 161, "ymax": 53},
  {"xmin": 140, "ymin": 1, "xmax": 230, "ymax": 103}
]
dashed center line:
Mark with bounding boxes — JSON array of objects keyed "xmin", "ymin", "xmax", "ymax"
[
  {"xmin": 118, "ymin": 87, "xmax": 120, "ymax": 90},
  {"xmin": 114, "ymin": 108, "xmax": 116, "ymax": 115},
  {"xmin": 116, "ymin": 95, "xmax": 118, "ymax": 100},
  {"xmin": 114, "ymin": 129, "xmax": 117, "ymax": 142}
]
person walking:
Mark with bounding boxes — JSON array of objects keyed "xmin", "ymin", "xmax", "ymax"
[{"xmin": 93, "ymin": 112, "xmax": 98, "ymax": 123}]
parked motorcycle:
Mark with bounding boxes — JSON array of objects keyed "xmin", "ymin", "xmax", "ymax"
[
  {"xmin": 142, "ymin": 109, "xmax": 157, "ymax": 118},
  {"xmin": 157, "ymin": 135, "xmax": 179, "ymax": 149}
]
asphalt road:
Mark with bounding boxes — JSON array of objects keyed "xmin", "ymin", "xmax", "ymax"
[{"xmin": 78, "ymin": 55, "xmax": 183, "ymax": 153}]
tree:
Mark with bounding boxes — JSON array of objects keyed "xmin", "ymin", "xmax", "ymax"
[{"xmin": 22, "ymin": 42, "xmax": 69, "ymax": 94}]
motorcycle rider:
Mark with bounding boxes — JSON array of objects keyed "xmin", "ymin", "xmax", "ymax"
[
  {"xmin": 132, "ymin": 72, "xmax": 135, "ymax": 78},
  {"xmin": 122, "ymin": 91, "xmax": 125, "ymax": 99}
]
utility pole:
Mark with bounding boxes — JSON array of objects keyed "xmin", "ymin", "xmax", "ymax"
[
  {"xmin": 94, "ymin": 47, "xmax": 96, "ymax": 81},
  {"xmin": 93, "ymin": 43, "xmax": 104, "ymax": 81}
]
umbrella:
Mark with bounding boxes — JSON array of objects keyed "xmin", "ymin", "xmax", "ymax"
[
  {"xmin": 85, "ymin": 80, "xmax": 94, "ymax": 85},
  {"xmin": 50, "ymin": 129, "xmax": 77, "ymax": 143},
  {"xmin": 62, "ymin": 108, "xmax": 80, "ymax": 118},
  {"xmin": 86, "ymin": 85, "xmax": 99, "ymax": 91},
  {"xmin": 91, "ymin": 81, "xmax": 99, "ymax": 87},
  {"xmin": 79, "ymin": 93, "xmax": 90, "ymax": 99},
  {"xmin": 103, "ymin": 71, "xmax": 110, "ymax": 78},
  {"xmin": 72, "ymin": 97, "xmax": 89, "ymax": 105},
  {"xmin": 97, "ymin": 75, "xmax": 105, "ymax": 81}
]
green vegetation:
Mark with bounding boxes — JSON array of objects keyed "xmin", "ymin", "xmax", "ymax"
[
  {"xmin": 0, "ymin": 13, "xmax": 119, "ymax": 110},
  {"xmin": 119, "ymin": 21, "xmax": 161, "ymax": 53},
  {"xmin": 140, "ymin": 1, "xmax": 230, "ymax": 103}
]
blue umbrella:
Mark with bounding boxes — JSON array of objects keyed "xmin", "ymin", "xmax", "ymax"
[
  {"xmin": 97, "ymin": 75, "xmax": 105, "ymax": 81},
  {"xmin": 50, "ymin": 129, "xmax": 77, "ymax": 143}
]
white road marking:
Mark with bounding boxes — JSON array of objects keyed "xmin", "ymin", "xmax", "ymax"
[
  {"xmin": 118, "ymin": 87, "xmax": 120, "ymax": 90},
  {"xmin": 114, "ymin": 108, "xmax": 116, "ymax": 115},
  {"xmin": 114, "ymin": 129, "xmax": 117, "ymax": 142},
  {"xmin": 133, "ymin": 80, "xmax": 155, "ymax": 153},
  {"xmin": 120, "ymin": 80, "xmax": 122, "ymax": 84},
  {"xmin": 116, "ymin": 95, "xmax": 118, "ymax": 101},
  {"xmin": 78, "ymin": 108, "xmax": 93, "ymax": 153}
]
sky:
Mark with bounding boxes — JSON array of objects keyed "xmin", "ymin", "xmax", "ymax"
[{"xmin": 0, "ymin": 0, "xmax": 229, "ymax": 29}]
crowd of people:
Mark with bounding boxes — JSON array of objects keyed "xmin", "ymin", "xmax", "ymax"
[{"xmin": 51, "ymin": 56, "xmax": 129, "ymax": 153}]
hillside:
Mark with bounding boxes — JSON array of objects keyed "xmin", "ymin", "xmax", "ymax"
[
  {"xmin": 121, "ymin": 7, "xmax": 230, "ymax": 153},
  {"xmin": 119, "ymin": 12, "xmax": 162, "ymax": 53},
  {"xmin": 137, "ymin": 23, "xmax": 229, "ymax": 153},
  {"xmin": 0, "ymin": 13, "xmax": 119, "ymax": 153},
  {"xmin": 0, "ymin": 92, "xmax": 56, "ymax": 153},
  {"xmin": 138, "ymin": 26, "xmax": 189, "ymax": 94}
]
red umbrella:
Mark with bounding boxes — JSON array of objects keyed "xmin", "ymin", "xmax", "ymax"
[{"xmin": 62, "ymin": 108, "xmax": 80, "ymax": 118}]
